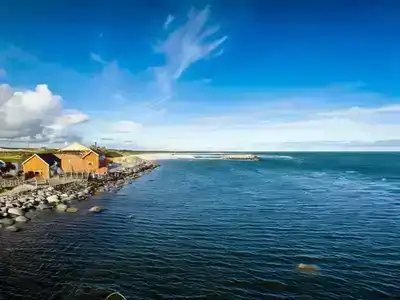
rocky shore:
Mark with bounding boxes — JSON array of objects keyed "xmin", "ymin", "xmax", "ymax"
[{"xmin": 0, "ymin": 160, "xmax": 158, "ymax": 232}]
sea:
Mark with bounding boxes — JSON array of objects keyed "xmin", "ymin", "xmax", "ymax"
[{"xmin": 0, "ymin": 152, "xmax": 399, "ymax": 299}]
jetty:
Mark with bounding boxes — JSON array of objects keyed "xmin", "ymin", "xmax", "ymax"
[{"xmin": 221, "ymin": 154, "xmax": 260, "ymax": 161}]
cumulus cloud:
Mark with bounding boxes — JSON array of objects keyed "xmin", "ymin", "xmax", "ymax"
[
  {"xmin": 154, "ymin": 6, "xmax": 227, "ymax": 102},
  {"xmin": 0, "ymin": 84, "xmax": 88, "ymax": 143}
]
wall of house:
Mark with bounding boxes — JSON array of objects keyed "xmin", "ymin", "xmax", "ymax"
[
  {"xmin": 56, "ymin": 154, "xmax": 87, "ymax": 173},
  {"xmin": 83, "ymin": 151, "xmax": 99, "ymax": 172},
  {"xmin": 23, "ymin": 156, "xmax": 49, "ymax": 179}
]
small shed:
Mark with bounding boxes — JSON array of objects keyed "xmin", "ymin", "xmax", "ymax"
[
  {"xmin": 22, "ymin": 153, "xmax": 61, "ymax": 180},
  {"xmin": 82, "ymin": 150, "xmax": 100, "ymax": 171}
]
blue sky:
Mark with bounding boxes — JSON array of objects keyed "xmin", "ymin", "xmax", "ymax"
[{"xmin": 1, "ymin": 0, "xmax": 400, "ymax": 150}]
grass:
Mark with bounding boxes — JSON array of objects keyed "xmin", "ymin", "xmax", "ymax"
[{"xmin": 0, "ymin": 154, "xmax": 25, "ymax": 163}]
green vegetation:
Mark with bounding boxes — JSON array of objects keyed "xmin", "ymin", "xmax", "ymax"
[
  {"xmin": 0, "ymin": 152, "xmax": 32, "ymax": 163},
  {"xmin": 90, "ymin": 146, "xmax": 124, "ymax": 158}
]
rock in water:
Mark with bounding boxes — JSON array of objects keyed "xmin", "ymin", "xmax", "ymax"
[
  {"xmin": 0, "ymin": 218, "xmax": 15, "ymax": 226},
  {"xmin": 89, "ymin": 206, "xmax": 102, "ymax": 213},
  {"xmin": 56, "ymin": 203, "xmax": 67, "ymax": 212},
  {"xmin": 297, "ymin": 263, "xmax": 319, "ymax": 273},
  {"xmin": 47, "ymin": 195, "xmax": 59, "ymax": 203},
  {"xmin": 7, "ymin": 207, "xmax": 24, "ymax": 216},
  {"xmin": 38, "ymin": 203, "xmax": 52, "ymax": 210},
  {"xmin": 6, "ymin": 225, "xmax": 20, "ymax": 232},
  {"xmin": 25, "ymin": 211, "xmax": 37, "ymax": 219},
  {"xmin": 15, "ymin": 216, "xmax": 29, "ymax": 222},
  {"xmin": 66, "ymin": 207, "xmax": 78, "ymax": 213}
]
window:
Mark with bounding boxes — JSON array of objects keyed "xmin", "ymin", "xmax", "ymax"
[{"xmin": 88, "ymin": 162, "xmax": 93, "ymax": 166}]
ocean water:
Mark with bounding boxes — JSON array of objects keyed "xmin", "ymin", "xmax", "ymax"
[{"xmin": 0, "ymin": 152, "xmax": 399, "ymax": 299}]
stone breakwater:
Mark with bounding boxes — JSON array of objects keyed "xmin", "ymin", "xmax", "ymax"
[
  {"xmin": 221, "ymin": 154, "xmax": 260, "ymax": 161},
  {"xmin": 0, "ymin": 161, "xmax": 158, "ymax": 232}
]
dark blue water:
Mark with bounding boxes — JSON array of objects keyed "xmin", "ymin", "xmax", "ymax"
[{"xmin": 1, "ymin": 152, "xmax": 399, "ymax": 299}]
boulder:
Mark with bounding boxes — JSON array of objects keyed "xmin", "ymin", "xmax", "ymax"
[
  {"xmin": 25, "ymin": 211, "xmax": 37, "ymax": 219},
  {"xmin": 47, "ymin": 195, "xmax": 59, "ymax": 203},
  {"xmin": 8, "ymin": 207, "xmax": 24, "ymax": 216},
  {"xmin": 10, "ymin": 184, "xmax": 36, "ymax": 195},
  {"xmin": 47, "ymin": 186, "xmax": 55, "ymax": 191},
  {"xmin": 0, "ymin": 218, "xmax": 15, "ymax": 226},
  {"xmin": 38, "ymin": 203, "xmax": 52, "ymax": 211},
  {"xmin": 5, "ymin": 225, "xmax": 20, "ymax": 232},
  {"xmin": 297, "ymin": 263, "xmax": 319, "ymax": 273},
  {"xmin": 66, "ymin": 207, "xmax": 78, "ymax": 213},
  {"xmin": 62, "ymin": 197, "xmax": 72, "ymax": 202},
  {"xmin": 89, "ymin": 206, "xmax": 102, "ymax": 213},
  {"xmin": 15, "ymin": 216, "xmax": 29, "ymax": 223},
  {"xmin": 56, "ymin": 203, "xmax": 67, "ymax": 212},
  {"xmin": 13, "ymin": 201, "xmax": 22, "ymax": 208}
]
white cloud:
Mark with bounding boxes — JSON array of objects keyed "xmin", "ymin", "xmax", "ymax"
[
  {"xmin": 164, "ymin": 14, "xmax": 175, "ymax": 30},
  {"xmin": 154, "ymin": 6, "xmax": 227, "ymax": 102},
  {"xmin": 0, "ymin": 84, "xmax": 88, "ymax": 143},
  {"xmin": 131, "ymin": 116, "xmax": 400, "ymax": 151},
  {"xmin": 111, "ymin": 120, "xmax": 142, "ymax": 133},
  {"xmin": 87, "ymin": 90, "xmax": 400, "ymax": 151},
  {"xmin": 90, "ymin": 52, "xmax": 107, "ymax": 65},
  {"xmin": 318, "ymin": 104, "xmax": 400, "ymax": 117},
  {"xmin": 47, "ymin": 110, "xmax": 89, "ymax": 130}
]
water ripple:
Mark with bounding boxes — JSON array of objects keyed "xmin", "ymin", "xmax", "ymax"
[{"xmin": 1, "ymin": 158, "xmax": 400, "ymax": 299}]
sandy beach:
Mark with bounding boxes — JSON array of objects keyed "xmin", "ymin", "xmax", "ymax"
[{"xmin": 136, "ymin": 153, "xmax": 195, "ymax": 160}]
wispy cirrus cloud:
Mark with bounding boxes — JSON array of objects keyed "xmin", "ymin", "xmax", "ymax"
[
  {"xmin": 111, "ymin": 120, "xmax": 142, "ymax": 133},
  {"xmin": 90, "ymin": 52, "xmax": 108, "ymax": 65},
  {"xmin": 164, "ymin": 14, "xmax": 175, "ymax": 30},
  {"xmin": 317, "ymin": 104, "xmax": 400, "ymax": 117},
  {"xmin": 153, "ymin": 6, "xmax": 227, "ymax": 103}
]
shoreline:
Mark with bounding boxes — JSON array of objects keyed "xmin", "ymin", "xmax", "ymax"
[{"xmin": 0, "ymin": 160, "xmax": 158, "ymax": 232}]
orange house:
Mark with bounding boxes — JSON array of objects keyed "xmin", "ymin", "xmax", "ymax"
[
  {"xmin": 22, "ymin": 153, "xmax": 61, "ymax": 180},
  {"xmin": 56, "ymin": 149, "xmax": 108, "ymax": 174}
]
